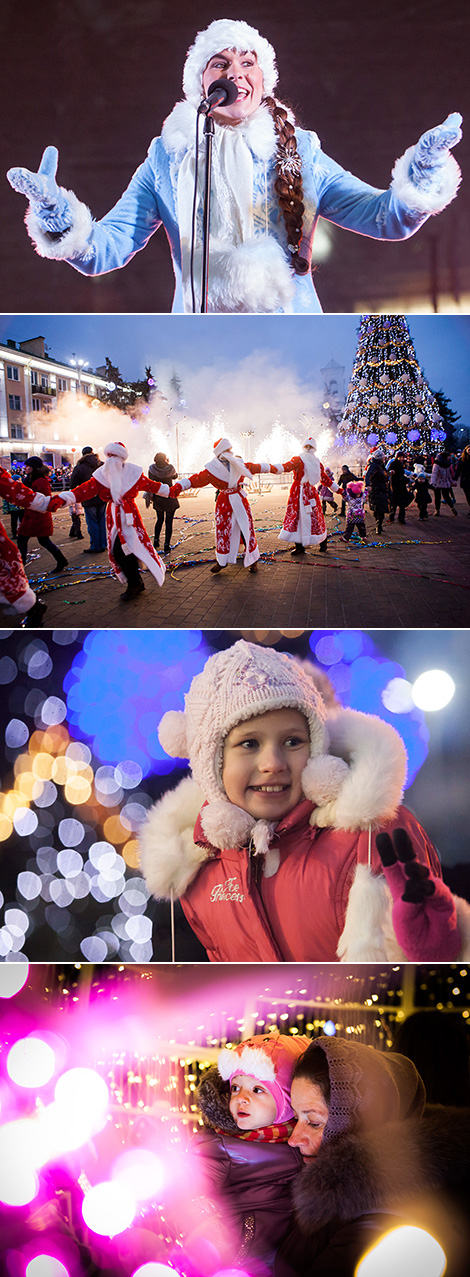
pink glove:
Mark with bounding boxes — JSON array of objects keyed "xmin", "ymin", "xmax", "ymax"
[{"xmin": 376, "ymin": 827, "xmax": 460, "ymax": 961}]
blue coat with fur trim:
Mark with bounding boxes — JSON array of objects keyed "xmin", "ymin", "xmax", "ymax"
[{"xmin": 27, "ymin": 103, "xmax": 461, "ymax": 313}]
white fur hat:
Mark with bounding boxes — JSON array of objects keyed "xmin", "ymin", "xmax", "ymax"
[
  {"xmin": 213, "ymin": 436, "xmax": 232, "ymax": 455},
  {"xmin": 158, "ymin": 641, "xmax": 349, "ymax": 853},
  {"xmin": 103, "ymin": 441, "xmax": 128, "ymax": 460},
  {"xmin": 303, "ymin": 437, "xmax": 317, "ymax": 450},
  {"xmin": 182, "ymin": 19, "xmax": 278, "ymax": 108}
]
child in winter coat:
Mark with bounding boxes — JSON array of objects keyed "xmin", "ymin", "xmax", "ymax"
[
  {"xmin": 411, "ymin": 468, "xmax": 432, "ymax": 520},
  {"xmin": 340, "ymin": 480, "xmax": 367, "ymax": 542},
  {"xmin": 139, "ymin": 640, "xmax": 470, "ymax": 964},
  {"xmin": 319, "ymin": 468, "xmax": 338, "ymax": 516},
  {"xmin": 181, "ymin": 1031, "xmax": 308, "ymax": 1276}
]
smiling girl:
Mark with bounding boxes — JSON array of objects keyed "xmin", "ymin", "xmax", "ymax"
[{"xmin": 139, "ymin": 639, "xmax": 470, "ymax": 963}]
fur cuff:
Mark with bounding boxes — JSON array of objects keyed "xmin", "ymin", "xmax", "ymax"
[
  {"xmin": 337, "ymin": 864, "xmax": 406, "ymax": 962},
  {"xmin": 138, "ymin": 776, "xmax": 207, "ymax": 899},
  {"xmin": 30, "ymin": 492, "xmax": 50, "ymax": 512},
  {"xmin": 185, "ymin": 236, "xmax": 296, "ymax": 314},
  {"xmin": 391, "ymin": 145, "xmax": 461, "ymax": 215},
  {"xmin": 310, "ymin": 708, "xmax": 407, "ymax": 832},
  {"xmin": 25, "ymin": 189, "xmax": 93, "ymax": 259},
  {"xmin": 5, "ymin": 585, "xmax": 36, "ymax": 615}
]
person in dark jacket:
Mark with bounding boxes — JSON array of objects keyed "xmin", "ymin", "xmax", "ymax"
[
  {"xmin": 275, "ymin": 1036, "xmax": 470, "ymax": 1277},
  {"xmin": 144, "ymin": 452, "xmax": 179, "ymax": 554},
  {"xmin": 70, "ymin": 446, "xmax": 107, "ymax": 552},
  {"xmin": 387, "ymin": 451, "xmax": 410, "ymax": 524},
  {"xmin": 183, "ymin": 1031, "xmax": 309, "ymax": 1275},
  {"xmin": 17, "ymin": 457, "xmax": 68, "ymax": 573},
  {"xmin": 453, "ymin": 444, "xmax": 470, "ymax": 514},
  {"xmin": 336, "ymin": 466, "xmax": 358, "ymax": 518},
  {"xmin": 364, "ymin": 449, "xmax": 389, "ymax": 534}
]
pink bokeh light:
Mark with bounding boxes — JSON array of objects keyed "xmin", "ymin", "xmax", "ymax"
[
  {"xmin": 81, "ymin": 1179, "xmax": 136, "ymax": 1237},
  {"xmin": 26, "ymin": 1257, "xmax": 70, "ymax": 1277},
  {"xmin": 7, "ymin": 1035, "xmax": 56, "ymax": 1088},
  {"xmin": 112, "ymin": 1149, "xmax": 165, "ymax": 1202},
  {"xmin": 0, "ymin": 1120, "xmax": 39, "ymax": 1205},
  {"xmin": 54, "ymin": 1066, "xmax": 109, "ymax": 1122},
  {"xmin": 132, "ymin": 1267, "xmax": 178, "ymax": 1277}
]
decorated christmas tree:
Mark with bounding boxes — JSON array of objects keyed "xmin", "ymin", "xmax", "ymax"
[{"xmin": 337, "ymin": 315, "xmax": 446, "ymax": 456}]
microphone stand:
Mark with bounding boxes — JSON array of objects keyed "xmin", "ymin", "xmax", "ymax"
[{"xmin": 200, "ymin": 109, "xmax": 215, "ymax": 314}]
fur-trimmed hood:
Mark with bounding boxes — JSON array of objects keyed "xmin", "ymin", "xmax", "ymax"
[
  {"xmin": 138, "ymin": 705, "xmax": 407, "ymax": 902},
  {"xmin": 292, "ymin": 1106, "xmax": 470, "ymax": 1234},
  {"xmin": 197, "ymin": 1064, "xmax": 239, "ymax": 1134}
]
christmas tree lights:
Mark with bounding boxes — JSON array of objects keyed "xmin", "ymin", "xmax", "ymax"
[{"xmin": 337, "ymin": 316, "xmax": 446, "ymax": 456}]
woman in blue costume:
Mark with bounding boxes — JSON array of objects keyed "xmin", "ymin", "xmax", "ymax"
[{"xmin": 7, "ymin": 18, "xmax": 462, "ymax": 314}]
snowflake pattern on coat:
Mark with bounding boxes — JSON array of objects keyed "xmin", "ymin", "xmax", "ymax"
[
  {"xmin": 279, "ymin": 457, "xmax": 330, "ymax": 545},
  {"xmin": 70, "ymin": 473, "xmax": 167, "ymax": 584},
  {"xmin": 184, "ymin": 463, "xmax": 277, "ymax": 567}
]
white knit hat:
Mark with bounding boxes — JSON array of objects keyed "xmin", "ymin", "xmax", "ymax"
[
  {"xmin": 158, "ymin": 641, "xmax": 349, "ymax": 854},
  {"xmin": 182, "ymin": 19, "xmax": 278, "ymax": 108},
  {"xmin": 103, "ymin": 441, "xmax": 128, "ymax": 460}
]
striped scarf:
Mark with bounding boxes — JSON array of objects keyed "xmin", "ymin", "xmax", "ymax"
[{"xmin": 212, "ymin": 1120, "xmax": 295, "ymax": 1143}]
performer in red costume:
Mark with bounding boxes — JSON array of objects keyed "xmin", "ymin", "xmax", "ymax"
[
  {"xmin": 0, "ymin": 466, "xmax": 62, "ymax": 624},
  {"xmin": 171, "ymin": 437, "xmax": 279, "ymax": 574},
  {"xmin": 275, "ymin": 437, "xmax": 339, "ymax": 555},
  {"xmin": 64, "ymin": 441, "xmax": 170, "ymax": 600}
]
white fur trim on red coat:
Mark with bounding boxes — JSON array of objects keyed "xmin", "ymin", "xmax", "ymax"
[
  {"xmin": 310, "ymin": 707, "xmax": 407, "ymax": 832},
  {"xmin": 390, "ymin": 146, "xmax": 461, "ymax": 215},
  {"xmin": 25, "ymin": 189, "xmax": 93, "ymax": 259},
  {"xmin": 138, "ymin": 776, "xmax": 206, "ymax": 899},
  {"xmin": 338, "ymin": 863, "xmax": 470, "ymax": 963}
]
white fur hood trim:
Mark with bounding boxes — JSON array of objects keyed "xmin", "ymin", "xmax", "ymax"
[
  {"xmin": 138, "ymin": 775, "xmax": 206, "ymax": 900},
  {"xmin": 391, "ymin": 145, "xmax": 461, "ymax": 215},
  {"xmin": 162, "ymin": 100, "xmax": 277, "ymax": 163},
  {"xmin": 93, "ymin": 462, "xmax": 142, "ymax": 492},
  {"xmin": 337, "ymin": 863, "xmax": 470, "ymax": 962},
  {"xmin": 310, "ymin": 707, "xmax": 407, "ymax": 832},
  {"xmin": 26, "ymin": 189, "xmax": 93, "ymax": 260},
  {"xmin": 218, "ymin": 1045, "xmax": 276, "ymax": 1082},
  {"xmin": 139, "ymin": 708, "xmax": 407, "ymax": 900}
]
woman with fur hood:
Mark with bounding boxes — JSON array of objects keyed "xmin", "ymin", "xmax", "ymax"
[
  {"xmin": 178, "ymin": 1031, "xmax": 309, "ymax": 1276},
  {"xmin": 138, "ymin": 639, "xmax": 470, "ymax": 963},
  {"xmin": 7, "ymin": 20, "xmax": 462, "ymax": 314},
  {"xmin": 275, "ymin": 1036, "xmax": 470, "ymax": 1277}
]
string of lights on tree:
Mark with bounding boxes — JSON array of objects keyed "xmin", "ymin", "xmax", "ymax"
[{"xmin": 337, "ymin": 315, "xmax": 447, "ymax": 454}]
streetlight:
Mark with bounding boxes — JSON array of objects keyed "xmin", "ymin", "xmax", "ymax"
[{"xmin": 70, "ymin": 355, "xmax": 89, "ymax": 393}]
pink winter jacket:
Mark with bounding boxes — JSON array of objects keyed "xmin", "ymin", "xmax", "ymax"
[{"xmin": 180, "ymin": 798, "xmax": 441, "ymax": 963}]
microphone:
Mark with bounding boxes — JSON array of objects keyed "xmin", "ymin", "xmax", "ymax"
[{"xmin": 199, "ymin": 77, "xmax": 239, "ymax": 113}]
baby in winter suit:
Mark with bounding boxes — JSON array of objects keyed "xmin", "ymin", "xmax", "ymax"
[
  {"xmin": 340, "ymin": 480, "xmax": 368, "ymax": 542},
  {"xmin": 182, "ymin": 1030, "xmax": 308, "ymax": 1276}
]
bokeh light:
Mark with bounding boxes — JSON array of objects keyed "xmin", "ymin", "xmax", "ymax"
[
  {"xmin": 112, "ymin": 1149, "xmax": 165, "ymax": 1202},
  {"xmin": 0, "ymin": 964, "xmax": 29, "ymax": 997},
  {"xmin": 81, "ymin": 1180, "xmax": 136, "ymax": 1237},
  {"xmin": 7, "ymin": 1036, "xmax": 56, "ymax": 1088},
  {"xmin": 64, "ymin": 630, "xmax": 206, "ymax": 775},
  {"xmin": 411, "ymin": 670, "xmax": 456, "ymax": 711},
  {"xmin": 355, "ymin": 1225, "xmax": 446, "ymax": 1277},
  {"xmin": 54, "ymin": 1067, "xmax": 109, "ymax": 1124},
  {"xmin": 26, "ymin": 1258, "xmax": 70, "ymax": 1277}
]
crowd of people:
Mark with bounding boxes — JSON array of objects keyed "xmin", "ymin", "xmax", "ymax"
[{"xmin": 1, "ymin": 439, "xmax": 469, "ymax": 622}]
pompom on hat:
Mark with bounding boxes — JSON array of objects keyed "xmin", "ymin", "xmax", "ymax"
[
  {"xmin": 182, "ymin": 19, "xmax": 278, "ymax": 108},
  {"xmin": 158, "ymin": 640, "xmax": 350, "ymax": 852},
  {"xmin": 347, "ymin": 481, "xmax": 364, "ymax": 496},
  {"xmin": 218, "ymin": 1029, "xmax": 311, "ymax": 1124}
]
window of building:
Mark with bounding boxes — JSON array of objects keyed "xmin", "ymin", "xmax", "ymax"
[
  {"xmin": 57, "ymin": 377, "xmax": 68, "ymax": 392},
  {"xmin": 32, "ymin": 397, "xmax": 41, "ymax": 412},
  {"xmin": 10, "ymin": 423, "xmax": 24, "ymax": 440},
  {"xmin": 41, "ymin": 375, "xmax": 49, "ymax": 390},
  {"xmin": 6, "ymin": 365, "xmax": 19, "ymax": 381},
  {"xmin": 8, "ymin": 394, "xmax": 21, "ymax": 410},
  {"xmin": 31, "ymin": 370, "xmax": 39, "ymax": 386}
]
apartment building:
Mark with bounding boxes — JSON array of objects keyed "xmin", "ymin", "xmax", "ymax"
[{"xmin": 0, "ymin": 335, "xmax": 109, "ymax": 468}]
